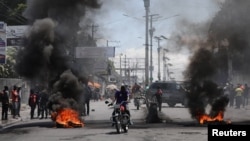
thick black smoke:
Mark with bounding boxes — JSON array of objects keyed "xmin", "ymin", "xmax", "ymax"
[
  {"xmin": 180, "ymin": 0, "xmax": 250, "ymax": 120},
  {"xmin": 14, "ymin": 0, "xmax": 101, "ymax": 113},
  {"xmin": 209, "ymin": 0, "xmax": 250, "ymax": 76},
  {"xmin": 163, "ymin": 0, "xmax": 250, "ymax": 120},
  {"xmin": 185, "ymin": 48, "xmax": 229, "ymax": 119}
]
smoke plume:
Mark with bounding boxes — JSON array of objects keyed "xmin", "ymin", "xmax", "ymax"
[
  {"xmin": 168, "ymin": 0, "xmax": 250, "ymax": 120},
  {"xmin": 15, "ymin": 0, "xmax": 101, "ymax": 113}
]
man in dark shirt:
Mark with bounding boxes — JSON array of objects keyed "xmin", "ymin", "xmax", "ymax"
[
  {"xmin": 1, "ymin": 86, "xmax": 9, "ymax": 120},
  {"xmin": 111, "ymin": 85, "xmax": 132, "ymax": 126}
]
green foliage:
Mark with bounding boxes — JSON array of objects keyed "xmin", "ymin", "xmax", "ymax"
[
  {"xmin": 0, "ymin": 0, "xmax": 27, "ymax": 25},
  {"xmin": 0, "ymin": 47, "xmax": 19, "ymax": 78}
]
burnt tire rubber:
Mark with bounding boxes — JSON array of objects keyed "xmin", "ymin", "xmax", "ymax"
[{"xmin": 168, "ymin": 102, "xmax": 176, "ymax": 107}]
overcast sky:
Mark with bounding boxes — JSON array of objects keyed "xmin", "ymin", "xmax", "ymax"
[{"xmin": 88, "ymin": 0, "xmax": 223, "ymax": 82}]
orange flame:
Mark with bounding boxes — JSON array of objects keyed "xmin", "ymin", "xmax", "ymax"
[
  {"xmin": 51, "ymin": 108, "xmax": 84, "ymax": 128},
  {"xmin": 196, "ymin": 111, "xmax": 231, "ymax": 124}
]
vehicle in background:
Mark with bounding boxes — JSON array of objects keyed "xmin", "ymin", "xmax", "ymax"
[{"xmin": 145, "ymin": 81, "xmax": 189, "ymax": 107}]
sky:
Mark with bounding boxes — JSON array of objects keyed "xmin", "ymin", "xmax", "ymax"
[{"xmin": 85, "ymin": 0, "xmax": 223, "ymax": 82}]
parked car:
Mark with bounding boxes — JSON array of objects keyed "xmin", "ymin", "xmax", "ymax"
[{"xmin": 145, "ymin": 81, "xmax": 189, "ymax": 107}]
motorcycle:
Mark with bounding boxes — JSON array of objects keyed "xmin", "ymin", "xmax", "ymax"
[
  {"xmin": 106, "ymin": 101, "xmax": 130, "ymax": 134},
  {"xmin": 133, "ymin": 92, "xmax": 146, "ymax": 110}
]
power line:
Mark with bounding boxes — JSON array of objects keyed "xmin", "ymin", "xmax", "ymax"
[{"xmin": 0, "ymin": 2, "xmax": 27, "ymax": 24}]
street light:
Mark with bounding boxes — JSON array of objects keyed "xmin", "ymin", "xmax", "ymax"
[
  {"xmin": 119, "ymin": 53, "xmax": 123, "ymax": 76},
  {"xmin": 119, "ymin": 53, "xmax": 123, "ymax": 85}
]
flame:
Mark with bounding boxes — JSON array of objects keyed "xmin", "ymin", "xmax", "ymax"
[
  {"xmin": 196, "ymin": 111, "xmax": 231, "ymax": 124},
  {"xmin": 51, "ymin": 108, "xmax": 84, "ymax": 128}
]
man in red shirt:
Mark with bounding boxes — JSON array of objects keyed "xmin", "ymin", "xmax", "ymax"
[
  {"xmin": 11, "ymin": 85, "xmax": 19, "ymax": 119},
  {"xmin": 154, "ymin": 86, "xmax": 163, "ymax": 112}
]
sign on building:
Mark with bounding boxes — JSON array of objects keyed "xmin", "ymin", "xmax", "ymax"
[
  {"xmin": 75, "ymin": 47, "xmax": 115, "ymax": 58},
  {"xmin": 6, "ymin": 25, "xmax": 28, "ymax": 46},
  {"xmin": 0, "ymin": 21, "xmax": 7, "ymax": 64}
]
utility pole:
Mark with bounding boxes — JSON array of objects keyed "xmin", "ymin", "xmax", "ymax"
[
  {"xmin": 162, "ymin": 48, "xmax": 169, "ymax": 81},
  {"xmin": 88, "ymin": 24, "xmax": 98, "ymax": 39},
  {"xmin": 155, "ymin": 37, "xmax": 162, "ymax": 81},
  {"xmin": 119, "ymin": 53, "xmax": 123, "ymax": 84},
  {"xmin": 143, "ymin": 0, "xmax": 150, "ymax": 87},
  {"xmin": 155, "ymin": 35, "xmax": 168, "ymax": 81},
  {"xmin": 124, "ymin": 54, "xmax": 127, "ymax": 78},
  {"xmin": 149, "ymin": 14, "xmax": 159, "ymax": 84}
]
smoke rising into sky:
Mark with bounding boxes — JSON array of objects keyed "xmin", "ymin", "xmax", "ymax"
[
  {"xmin": 15, "ymin": 0, "xmax": 101, "ymax": 113},
  {"xmin": 171, "ymin": 0, "xmax": 250, "ymax": 120},
  {"xmin": 12, "ymin": 0, "xmax": 250, "ymax": 121}
]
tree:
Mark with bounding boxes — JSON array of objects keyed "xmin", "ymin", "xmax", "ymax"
[
  {"xmin": 0, "ymin": 47, "xmax": 19, "ymax": 78},
  {"xmin": 0, "ymin": 0, "xmax": 27, "ymax": 25}
]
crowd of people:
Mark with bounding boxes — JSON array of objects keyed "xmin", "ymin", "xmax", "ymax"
[
  {"xmin": 1, "ymin": 80, "xmax": 249, "ymax": 121},
  {"xmin": 0, "ymin": 85, "xmax": 22, "ymax": 120},
  {"xmin": 223, "ymin": 82, "xmax": 249, "ymax": 109},
  {"xmin": 0, "ymin": 79, "xmax": 105, "ymax": 121}
]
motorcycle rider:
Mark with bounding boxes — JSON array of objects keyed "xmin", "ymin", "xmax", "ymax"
[{"xmin": 110, "ymin": 85, "xmax": 133, "ymax": 126}]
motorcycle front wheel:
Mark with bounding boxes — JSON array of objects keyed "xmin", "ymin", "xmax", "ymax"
[
  {"xmin": 115, "ymin": 123, "xmax": 122, "ymax": 133},
  {"xmin": 123, "ymin": 124, "xmax": 128, "ymax": 133},
  {"xmin": 115, "ymin": 117, "xmax": 122, "ymax": 134}
]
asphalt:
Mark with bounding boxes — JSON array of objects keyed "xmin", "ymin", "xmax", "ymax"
[
  {"xmin": 0, "ymin": 99, "xmax": 146, "ymax": 129},
  {"xmin": 2, "ymin": 99, "xmax": 249, "ymax": 129}
]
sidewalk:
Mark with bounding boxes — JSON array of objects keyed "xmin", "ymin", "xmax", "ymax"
[{"xmin": 0, "ymin": 104, "xmax": 30, "ymax": 129}]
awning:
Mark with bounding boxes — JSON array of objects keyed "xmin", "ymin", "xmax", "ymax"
[
  {"xmin": 106, "ymin": 84, "xmax": 118, "ymax": 90},
  {"xmin": 88, "ymin": 81, "xmax": 101, "ymax": 88}
]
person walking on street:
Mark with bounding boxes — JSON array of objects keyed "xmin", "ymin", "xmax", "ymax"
[
  {"xmin": 132, "ymin": 82, "xmax": 141, "ymax": 99},
  {"xmin": 36, "ymin": 90, "xmax": 41, "ymax": 118},
  {"xmin": 1, "ymin": 86, "xmax": 10, "ymax": 120},
  {"xmin": 28, "ymin": 89, "xmax": 37, "ymax": 119},
  {"xmin": 235, "ymin": 84, "xmax": 243, "ymax": 109},
  {"xmin": 229, "ymin": 84, "xmax": 235, "ymax": 107},
  {"xmin": 84, "ymin": 85, "xmax": 92, "ymax": 116},
  {"xmin": 11, "ymin": 85, "xmax": 19, "ymax": 119},
  {"xmin": 243, "ymin": 83, "xmax": 249, "ymax": 107},
  {"xmin": 38, "ymin": 89, "xmax": 49, "ymax": 119},
  {"xmin": 17, "ymin": 86, "xmax": 22, "ymax": 117},
  {"xmin": 153, "ymin": 86, "xmax": 163, "ymax": 112}
]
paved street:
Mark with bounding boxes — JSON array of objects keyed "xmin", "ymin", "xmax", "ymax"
[
  {"xmin": 1, "ymin": 99, "xmax": 250, "ymax": 141},
  {"xmin": 1, "ymin": 98, "xmax": 250, "ymax": 129},
  {"xmin": 0, "ymin": 99, "xmax": 148, "ymax": 129}
]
